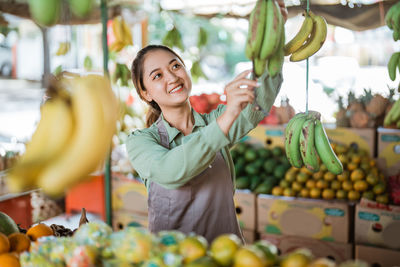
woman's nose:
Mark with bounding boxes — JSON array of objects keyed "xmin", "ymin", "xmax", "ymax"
[{"xmin": 165, "ymin": 70, "xmax": 179, "ymax": 83}]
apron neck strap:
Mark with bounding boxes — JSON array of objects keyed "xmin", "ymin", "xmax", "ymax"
[{"xmin": 156, "ymin": 116, "xmax": 170, "ymax": 149}]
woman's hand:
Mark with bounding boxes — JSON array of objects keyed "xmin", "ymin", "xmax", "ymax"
[
  {"xmin": 277, "ymin": 0, "xmax": 288, "ymax": 22},
  {"xmin": 217, "ymin": 69, "xmax": 258, "ymax": 136}
]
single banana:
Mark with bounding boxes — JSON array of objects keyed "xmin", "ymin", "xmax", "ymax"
[
  {"xmin": 7, "ymin": 97, "xmax": 74, "ymax": 192},
  {"xmin": 56, "ymin": 42, "xmax": 70, "ymax": 56},
  {"xmin": 388, "ymin": 52, "xmax": 400, "ymax": 81},
  {"xmin": 285, "ymin": 114, "xmax": 309, "ymax": 168},
  {"xmin": 289, "ymin": 13, "xmax": 327, "ymax": 62},
  {"xmin": 254, "ymin": 57, "xmax": 267, "ymax": 78},
  {"xmin": 383, "ymin": 99, "xmax": 400, "ymax": 126},
  {"xmin": 259, "ymin": 0, "xmax": 283, "ymax": 60},
  {"xmin": 37, "ymin": 75, "xmax": 118, "ymax": 197},
  {"xmin": 267, "ymin": 20, "xmax": 285, "ymax": 77},
  {"xmin": 245, "ymin": 0, "xmax": 268, "ymax": 60},
  {"xmin": 284, "ymin": 12, "xmax": 313, "ymax": 56},
  {"xmin": 314, "ymin": 120, "xmax": 343, "ymax": 175},
  {"xmin": 109, "ymin": 41, "xmax": 125, "ymax": 52},
  {"xmin": 385, "ymin": 3, "xmax": 396, "ymax": 30},
  {"xmin": 390, "ymin": 99, "xmax": 400, "ymax": 122},
  {"xmin": 299, "ymin": 118, "xmax": 319, "ymax": 172}
]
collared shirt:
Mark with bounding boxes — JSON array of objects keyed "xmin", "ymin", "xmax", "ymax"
[{"xmin": 126, "ymin": 72, "xmax": 283, "ymax": 190}]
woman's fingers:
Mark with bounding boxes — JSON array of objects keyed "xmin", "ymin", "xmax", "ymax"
[{"xmin": 226, "ymin": 79, "xmax": 259, "ymax": 92}]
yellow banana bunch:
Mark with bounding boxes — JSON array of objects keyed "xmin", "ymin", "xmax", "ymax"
[
  {"xmin": 110, "ymin": 17, "xmax": 133, "ymax": 52},
  {"xmin": 385, "ymin": 1, "xmax": 400, "ymax": 41},
  {"xmin": 285, "ymin": 111, "xmax": 343, "ymax": 174},
  {"xmin": 7, "ymin": 75, "xmax": 119, "ymax": 197},
  {"xmin": 384, "ymin": 98, "xmax": 400, "ymax": 128},
  {"xmin": 285, "ymin": 11, "xmax": 327, "ymax": 62},
  {"xmin": 245, "ymin": 0, "xmax": 285, "ymax": 78},
  {"xmin": 55, "ymin": 42, "xmax": 70, "ymax": 56}
]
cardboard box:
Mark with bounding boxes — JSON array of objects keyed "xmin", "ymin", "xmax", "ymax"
[
  {"xmin": 260, "ymin": 234, "xmax": 353, "ymax": 264},
  {"xmin": 257, "ymin": 195, "xmax": 351, "ymax": 243},
  {"xmin": 246, "ymin": 125, "xmax": 286, "ymax": 148},
  {"xmin": 325, "ymin": 127, "xmax": 376, "ymax": 157},
  {"xmin": 242, "ymin": 229, "xmax": 257, "ymax": 244},
  {"xmin": 234, "ymin": 189, "xmax": 256, "ymax": 230},
  {"xmin": 355, "ymin": 201, "xmax": 400, "ymax": 250},
  {"xmin": 112, "ymin": 211, "xmax": 148, "ymax": 231},
  {"xmin": 377, "ymin": 127, "xmax": 400, "ymax": 177},
  {"xmin": 355, "ymin": 245, "xmax": 400, "ymax": 267},
  {"xmin": 112, "ymin": 173, "xmax": 148, "ymax": 214}
]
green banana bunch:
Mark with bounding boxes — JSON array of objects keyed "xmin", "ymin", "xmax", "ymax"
[
  {"xmin": 384, "ymin": 98, "xmax": 400, "ymax": 127},
  {"xmin": 387, "ymin": 52, "xmax": 400, "ymax": 81},
  {"xmin": 110, "ymin": 17, "xmax": 133, "ymax": 53},
  {"xmin": 162, "ymin": 26, "xmax": 184, "ymax": 51},
  {"xmin": 284, "ymin": 111, "xmax": 343, "ymax": 174},
  {"xmin": 245, "ymin": 0, "xmax": 285, "ymax": 78},
  {"xmin": 190, "ymin": 60, "xmax": 207, "ymax": 83},
  {"xmin": 113, "ymin": 63, "xmax": 131, "ymax": 87},
  {"xmin": 385, "ymin": 1, "xmax": 400, "ymax": 41},
  {"xmin": 285, "ymin": 11, "xmax": 327, "ymax": 62}
]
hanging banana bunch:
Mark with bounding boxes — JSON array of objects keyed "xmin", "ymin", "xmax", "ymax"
[
  {"xmin": 162, "ymin": 26, "xmax": 184, "ymax": 51},
  {"xmin": 113, "ymin": 63, "xmax": 131, "ymax": 87},
  {"xmin": 285, "ymin": 111, "xmax": 343, "ymax": 174},
  {"xmin": 55, "ymin": 42, "xmax": 70, "ymax": 56},
  {"xmin": 245, "ymin": 0, "xmax": 285, "ymax": 78},
  {"xmin": 110, "ymin": 16, "xmax": 133, "ymax": 53},
  {"xmin": 284, "ymin": 11, "xmax": 328, "ymax": 62},
  {"xmin": 385, "ymin": 1, "xmax": 400, "ymax": 41},
  {"xmin": 190, "ymin": 60, "xmax": 207, "ymax": 83}
]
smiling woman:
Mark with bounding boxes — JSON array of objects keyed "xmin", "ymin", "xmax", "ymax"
[{"xmin": 125, "ymin": 43, "xmax": 284, "ymax": 243}]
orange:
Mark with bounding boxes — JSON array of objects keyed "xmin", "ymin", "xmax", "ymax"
[
  {"xmin": 330, "ymin": 180, "xmax": 341, "ymax": 191},
  {"xmin": 233, "ymin": 246, "xmax": 266, "ymax": 267},
  {"xmin": 353, "ymin": 180, "xmax": 368, "ymax": 192},
  {"xmin": 337, "ymin": 170, "xmax": 349, "ymax": 182},
  {"xmin": 284, "ymin": 171, "xmax": 296, "ymax": 183},
  {"xmin": 0, "ymin": 232, "xmax": 10, "ymax": 254},
  {"xmin": 316, "ymin": 180, "xmax": 329, "ymax": 190},
  {"xmin": 300, "ymin": 167, "xmax": 314, "ymax": 176},
  {"xmin": 351, "ymin": 154, "xmax": 362, "ymax": 164},
  {"xmin": 362, "ymin": 191, "xmax": 375, "ymax": 201},
  {"xmin": 312, "ymin": 171, "xmax": 324, "ymax": 180},
  {"xmin": 26, "ymin": 223, "xmax": 54, "ymax": 241},
  {"xmin": 336, "ymin": 190, "xmax": 347, "ymax": 200},
  {"xmin": 210, "ymin": 234, "xmax": 242, "ymax": 266},
  {"xmin": 319, "ymin": 164, "xmax": 328, "ymax": 172},
  {"xmin": 283, "ymin": 188, "xmax": 295, "ymax": 197},
  {"xmin": 296, "ymin": 172, "xmax": 309, "ymax": 184},
  {"xmin": 281, "ymin": 250, "xmax": 311, "ymax": 267},
  {"xmin": 350, "ymin": 169, "xmax": 365, "ymax": 182},
  {"xmin": 347, "ymin": 162, "xmax": 358, "ymax": 172},
  {"xmin": 375, "ymin": 194, "xmax": 389, "ymax": 204},
  {"xmin": 291, "ymin": 181, "xmax": 303, "ymax": 192},
  {"xmin": 348, "ymin": 190, "xmax": 361, "ymax": 201},
  {"xmin": 342, "ymin": 181, "xmax": 353, "ymax": 191},
  {"xmin": 373, "ymin": 183, "xmax": 386, "ymax": 195},
  {"xmin": 305, "ymin": 180, "xmax": 316, "ymax": 189},
  {"xmin": 299, "ymin": 188, "xmax": 310, "ymax": 198},
  {"xmin": 322, "ymin": 189, "xmax": 335, "ymax": 200},
  {"xmin": 8, "ymin": 233, "xmax": 30, "ymax": 253},
  {"xmin": 280, "ymin": 180, "xmax": 290, "ymax": 189},
  {"xmin": 369, "ymin": 159, "xmax": 376, "ymax": 167},
  {"xmin": 309, "ymin": 188, "xmax": 321, "ymax": 199},
  {"xmin": 366, "ymin": 173, "xmax": 379, "ymax": 186},
  {"xmin": 0, "ymin": 253, "xmax": 20, "ymax": 267},
  {"xmin": 337, "ymin": 154, "xmax": 348, "ymax": 165},
  {"xmin": 179, "ymin": 236, "xmax": 208, "ymax": 264},
  {"xmin": 323, "ymin": 172, "xmax": 336, "ymax": 182},
  {"xmin": 271, "ymin": 186, "xmax": 283, "ymax": 196}
]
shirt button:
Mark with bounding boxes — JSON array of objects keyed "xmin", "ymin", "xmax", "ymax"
[{"xmin": 209, "ymin": 165, "xmax": 212, "ymax": 168}]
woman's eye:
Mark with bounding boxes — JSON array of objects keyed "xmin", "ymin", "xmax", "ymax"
[
  {"xmin": 153, "ymin": 73, "xmax": 161, "ymax": 80},
  {"xmin": 173, "ymin": 63, "xmax": 181, "ymax": 69}
]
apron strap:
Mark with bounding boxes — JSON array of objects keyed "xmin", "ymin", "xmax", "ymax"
[{"xmin": 156, "ymin": 116, "xmax": 170, "ymax": 149}]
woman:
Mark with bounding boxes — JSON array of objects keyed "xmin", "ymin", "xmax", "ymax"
[{"xmin": 126, "ymin": 3, "xmax": 286, "ymax": 243}]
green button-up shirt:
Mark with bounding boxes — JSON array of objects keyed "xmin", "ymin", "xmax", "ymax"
[{"xmin": 126, "ymin": 72, "xmax": 283, "ymax": 190}]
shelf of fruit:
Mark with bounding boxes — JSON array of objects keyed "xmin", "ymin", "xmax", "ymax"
[{"xmin": 0, "ymin": 209, "xmax": 368, "ymax": 267}]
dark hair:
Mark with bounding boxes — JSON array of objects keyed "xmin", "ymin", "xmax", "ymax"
[{"xmin": 131, "ymin": 45, "xmax": 185, "ymax": 127}]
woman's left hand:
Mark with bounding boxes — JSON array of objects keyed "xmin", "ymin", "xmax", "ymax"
[{"xmin": 277, "ymin": 0, "xmax": 288, "ymax": 22}]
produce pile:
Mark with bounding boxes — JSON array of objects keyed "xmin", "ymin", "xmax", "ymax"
[
  {"xmin": 272, "ymin": 143, "xmax": 390, "ymax": 203},
  {"xmin": 189, "ymin": 93, "xmax": 226, "ymax": 114},
  {"xmin": 2, "ymin": 219, "xmax": 366, "ymax": 267},
  {"xmin": 231, "ymin": 143, "xmax": 291, "ymax": 194}
]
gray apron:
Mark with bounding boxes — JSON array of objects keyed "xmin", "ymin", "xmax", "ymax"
[{"xmin": 147, "ymin": 117, "xmax": 244, "ymax": 243}]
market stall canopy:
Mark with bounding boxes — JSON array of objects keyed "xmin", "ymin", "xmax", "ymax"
[{"xmin": 160, "ymin": 0, "xmax": 398, "ymax": 31}]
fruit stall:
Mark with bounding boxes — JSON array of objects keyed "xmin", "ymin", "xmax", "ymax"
[{"xmin": 1, "ymin": 0, "xmax": 400, "ymax": 266}]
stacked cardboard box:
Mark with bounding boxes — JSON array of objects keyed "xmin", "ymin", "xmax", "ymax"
[
  {"xmin": 354, "ymin": 199, "xmax": 400, "ymax": 266},
  {"xmin": 111, "ymin": 173, "xmax": 148, "ymax": 230},
  {"xmin": 234, "ymin": 189, "xmax": 257, "ymax": 244},
  {"xmin": 257, "ymin": 195, "xmax": 354, "ymax": 263},
  {"xmin": 377, "ymin": 127, "xmax": 400, "ymax": 177}
]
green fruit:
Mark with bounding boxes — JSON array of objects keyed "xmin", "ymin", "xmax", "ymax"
[
  {"xmin": 186, "ymin": 256, "xmax": 219, "ymax": 267},
  {"xmin": 273, "ymin": 165, "xmax": 287, "ymax": 179},
  {"xmin": 69, "ymin": 0, "xmax": 93, "ymax": 18},
  {"xmin": 263, "ymin": 158, "xmax": 277, "ymax": 174},
  {"xmin": 244, "ymin": 150, "xmax": 258, "ymax": 162},
  {"xmin": 258, "ymin": 148, "xmax": 272, "ymax": 158},
  {"xmin": 271, "ymin": 146, "xmax": 283, "ymax": 157},
  {"xmin": 0, "ymin": 212, "xmax": 19, "ymax": 236},
  {"xmin": 250, "ymin": 176, "xmax": 262, "ymax": 191},
  {"xmin": 236, "ymin": 177, "xmax": 250, "ymax": 189},
  {"xmin": 29, "ymin": 0, "xmax": 60, "ymax": 26},
  {"xmin": 245, "ymin": 164, "xmax": 259, "ymax": 176},
  {"xmin": 235, "ymin": 142, "xmax": 248, "ymax": 155}
]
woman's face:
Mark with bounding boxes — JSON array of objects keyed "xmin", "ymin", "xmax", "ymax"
[{"xmin": 141, "ymin": 49, "xmax": 192, "ymax": 109}]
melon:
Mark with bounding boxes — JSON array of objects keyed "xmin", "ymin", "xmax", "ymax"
[{"xmin": 0, "ymin": 212, "xmax": 19, "ymax": 236}]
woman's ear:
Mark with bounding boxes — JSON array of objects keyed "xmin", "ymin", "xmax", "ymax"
[{"xmin": 140, "ymin": 89, "xmax": 153, "ymax": 102}]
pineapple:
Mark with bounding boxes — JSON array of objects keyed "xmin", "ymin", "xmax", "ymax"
[{"xmin": 335, "ymin": 96, "xmax": 350, "ymax": 127}]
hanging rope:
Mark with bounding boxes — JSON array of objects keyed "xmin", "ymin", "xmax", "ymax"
[{"xmin": 305, "ymin": 0, "xmax": 310, "ymax": 114}]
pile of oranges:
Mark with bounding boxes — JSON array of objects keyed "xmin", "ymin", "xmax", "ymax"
[
  {"xmin": 271, "ymin": 144, "xmax": 389, "ymax": 203},
  {"xmin": 0, "ymin": 223, "xmax": 54, "ymax": 267}
]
